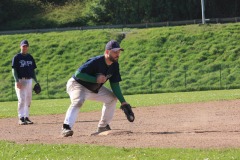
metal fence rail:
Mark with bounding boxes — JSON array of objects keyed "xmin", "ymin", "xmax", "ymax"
[
  {"xmin": 0, "ymin": 17, "xmax": 239, "ymax": 35},
  {"xmin": 1, "ymin": 65, "xmax": 239, "ymax": 101}
]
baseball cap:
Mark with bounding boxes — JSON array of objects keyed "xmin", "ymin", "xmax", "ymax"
[
  {"xmin": 20, "ymin": 40, "xmax": 29, "ymax": 47},
  {"xmin": 105, "ymin": 40, "xmax": 124, "ymax": 51}
]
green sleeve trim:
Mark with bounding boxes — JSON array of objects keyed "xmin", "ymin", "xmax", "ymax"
[
  {"xmin": 12, "ymin": 68, "xmax": 19, "ymax": 82},
  {"xmin": 75, "ymin": 70, "xmax": 97, "ymax": 83},
  {"xmin": 110, "ymin": 82, "xmax": 126, "ymax": 103},
  {"xmin": 32, "ymin": 70, "xmax": 38, "ymax": 83}
]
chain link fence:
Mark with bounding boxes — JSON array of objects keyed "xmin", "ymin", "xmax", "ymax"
[
  {"xmin": 1, "ymin": 64, "xmax": 239, "ymax": 102},
  {"xmin": 120, "ymin": 64, "xmax": 240, "ymax": 95}
]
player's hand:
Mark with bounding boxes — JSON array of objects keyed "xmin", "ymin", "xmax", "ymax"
[
  {"xmin": 97, "ymin": 74, "xmax": 107, "ymax": 83},
  {"xmin": 120, "ymin": 103, "xmax": 135, "ymax": 122},
  {"xmin": 16, "ymin": 82, "xmax": 22, "ymax": 89}
]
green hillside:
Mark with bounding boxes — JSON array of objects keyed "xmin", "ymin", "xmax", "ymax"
[{"xmin": 0, "ymin": 23, "xmax": 240, "ymax": 101}]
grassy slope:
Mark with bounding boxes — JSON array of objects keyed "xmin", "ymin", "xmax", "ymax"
[
  {"xmin": 120, "ymin": 24, "xmax": 240, "ymax": 93},
  {"xmin": 0, "ymin": 29, "xmax": 123, "ymax": 100},
  {"xmin": 0, "ymin": 23, "xmax": 240, "ymax": 101}
]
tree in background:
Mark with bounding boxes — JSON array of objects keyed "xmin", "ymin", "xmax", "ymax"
[
  {"xmin": 1, "ymin": 0, "xmax": 240, "ymax": 30},
  {"xmin": 205, "ymin": 0, "xmax": 239, "ymax": 18}
]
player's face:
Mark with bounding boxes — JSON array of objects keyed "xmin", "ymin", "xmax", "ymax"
[
  {"xmin": 109, "ymin": 50, "xmax": 121, "ymax": 63},
  {"xmin": 20, "ymin": 45, "xmax": 29, "ymax": 54}
]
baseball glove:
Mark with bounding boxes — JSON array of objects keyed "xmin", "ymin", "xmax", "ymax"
[
  {"xmin": 33, "ymin": 83, "xmax": 41, "ymax": 94},
  {"xmin": 120, "ymin": 104, "xmax": 135, "ymax": 122}
]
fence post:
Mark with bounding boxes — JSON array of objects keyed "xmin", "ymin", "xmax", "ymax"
[
  {"xmin": 47, "ymin": 74, "xmax": 49, "ymax": 98},
  {"xmin": 149, "ymin": 67, "xmax": 152, "ymax": 93},
  {"xmin": 219, "ymin": 65, "xmax": 222, "ymax": 89},
  {"xmin": 12, "ymin": 79, "xmax": 14, "ymax": 100},
  {"xmin": 184, "ymin": 70, "xmax": 187, "ymax": 89}
]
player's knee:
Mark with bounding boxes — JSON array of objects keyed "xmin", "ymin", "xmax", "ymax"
[
  {"xmin": 113, "ymin": 96, "xmax": 118, "ymax": 103},
  {"xmin": 72, "ymin": 99, "xmax": 84, "ymax": 108},
  {"xmin": 106, "ymin": 95, "xmax": 117, "ymax": 105}
]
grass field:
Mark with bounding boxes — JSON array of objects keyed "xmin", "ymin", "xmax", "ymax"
[
  {"xmin": 1, "ymin": 140, "xmax": 240, "ymax": 160},
  {"xmin": 1, "ymin": 89, "xmax": 240, "ymax": 118},
  {"xmin": 0, "ymin": 90, "xmax": 240, "ymax": 159}
]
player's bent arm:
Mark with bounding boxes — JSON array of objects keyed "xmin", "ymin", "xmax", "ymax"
[
  {"xmin": 110, "ymin": 82, "xmax": 126, "ymax": 103},
  {"xmin": 12, "ymin": 68, "xmax": 19, "ymax": 82},
  {"xmin": 75, "ymin": 70, "xmax": 97, "ymax": 83},
  {"xmin": 32, "ymin": 70, "xmax": 38, "ymax": 83}
]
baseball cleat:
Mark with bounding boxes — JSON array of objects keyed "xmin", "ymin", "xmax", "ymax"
[
  {"xmin": 91, "ymin": 125, "xmax": 111, "ymax": 136},
  {"xmin": 97, "ymin": 124, "xmax": 111, "ymax": 132},
  {"xmin": 18, "ymin": 117, "xmax": 27, "ymax": 125},
  {"xmin": 25, "ymin": 117, "xmax": 33, "ymax": 124},
  {"xmin": 61, "ymin": 124, "xmax": 74, "ymax": 137},
  {"xmin": 61, "ymin": 129, "xmax": 74, "ymax": 137}
]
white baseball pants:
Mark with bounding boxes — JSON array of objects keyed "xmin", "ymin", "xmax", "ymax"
[
  {"xmin": 64, "ymin": 77, "xmax": 117, "ymax": 128},
  {"xmin": 15, "ymin": 78, "xmax": 32, "ymax": 118}
]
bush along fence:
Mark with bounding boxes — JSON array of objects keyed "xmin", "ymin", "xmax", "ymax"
[
  {"xmin": 1, "ymin": 64, "xmax": 239, "ymax": 102},
  {"xmin": 0, "ymin": 17, "xmax": 240, "ymax": 35}
]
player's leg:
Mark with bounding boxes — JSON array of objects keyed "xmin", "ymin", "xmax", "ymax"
[
  {"xmin": 88, "ymin": 86, "xmax": 117, "ymax": 129},
  {"xmin": 62, "ymin": 78, "xmax": 86, "ymax": 136},
  {"xmin": 25, "ymin": 79, "xmax": 33, "ymax": 124},
  {"xmin": 15, "ymin": 79, "xmax": 27, "ymax": 125}
]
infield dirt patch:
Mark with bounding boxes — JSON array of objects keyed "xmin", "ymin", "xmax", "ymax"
[{"xmin": 1, "ymin": 99, "xmax": 240, "ymax": 148}]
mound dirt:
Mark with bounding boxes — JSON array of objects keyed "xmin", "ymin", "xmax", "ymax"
[{"xmin": 1, "ymin": 100, "xmax": 240, "ymax": 148}]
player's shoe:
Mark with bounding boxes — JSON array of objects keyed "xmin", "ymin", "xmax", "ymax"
[
  {"xmin": 18, "ymin": 117, "xmax": 27, "ymax": 125},
  {"xmin": 61, "ymin": 124, "xmax": 74, "ymax": 137},
  {"xmin": 25, "ymin": 117, "xmax": 33, "ymax": 124},
  {"xmin": 91, "ymin": 124, "xmax": 111, "ymax": 136},
  {"xmin": 97, "ymin": 124, "xmax": 111, "ymax": 133}
]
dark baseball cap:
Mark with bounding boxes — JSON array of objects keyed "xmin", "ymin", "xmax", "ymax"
[
  {"xmin": 20, "ymin": 40, "xmax": 29, "ymax": 47},
  {"xmin": 105, "ymin": 40, "xmax": 124, "ymax": 51}
]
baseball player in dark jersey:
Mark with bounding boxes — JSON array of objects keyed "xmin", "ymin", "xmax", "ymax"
[
  {"xmin": 12, "ymin": 40, "xmax": 39, "ymax": 125},
  {"xmin": 61, "ymin": 40, "xmax": 130, "ymax": 137}
]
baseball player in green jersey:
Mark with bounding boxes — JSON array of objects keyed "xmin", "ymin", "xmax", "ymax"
[
  {"xmin": 12, "ymin": 40, "xmax": 39, "ymax": 125},
  {"xmin": 61, "ymin": 40, "xmax": 134, "ymax": 137}
]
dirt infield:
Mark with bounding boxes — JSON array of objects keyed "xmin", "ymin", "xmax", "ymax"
[{"xmin": 1, "ymin": 99, "xmax": 240, "ymax": 148}]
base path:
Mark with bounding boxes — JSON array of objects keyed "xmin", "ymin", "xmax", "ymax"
[{"xmin": 1, "ymin": 100, "xmax": 240, "ymax": 148}]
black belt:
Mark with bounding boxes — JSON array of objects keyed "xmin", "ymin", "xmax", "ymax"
[{"xmin": 20, "ymin": 77, "xmax": 31, "ymax": 79}]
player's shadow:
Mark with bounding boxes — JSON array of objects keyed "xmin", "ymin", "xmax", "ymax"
[
  {"xmin": 147, "ymin": 130, "xmax": 240, "ymax": 134},
  {"xmin": 76, "ymin": 120, "xmax": 99, "ymax": 123},
  {"xmin": 148, "ymin": 131, "xmax": 182, "ymax": 135},
  {"xmin": 112, "ymin": 129, "xmax": 183, "ymax": 135},
  {"xmin": 41, "ymin": 120, "xmax": 99, "ymax": 124}
]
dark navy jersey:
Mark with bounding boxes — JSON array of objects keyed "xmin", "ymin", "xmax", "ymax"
[
  {"xmin": 12, "ymin": 53, "xmax": 37, "ymax": 78},
  {"xmin": 73, "ymin": 55, "xmax": 122, "ymax": 93}
]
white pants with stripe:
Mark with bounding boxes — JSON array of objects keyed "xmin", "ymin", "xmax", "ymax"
[
  {"xmin": 15, "ymin": 78, "xmax": 32, "ymax": 118},
  {"xmin": 64, "ymin": 77, "xmax": 117, "ymax": 129}
]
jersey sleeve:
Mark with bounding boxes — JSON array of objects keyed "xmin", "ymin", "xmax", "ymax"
[
  {"xmin": 31, "ymin": 55, "xmax": 37, "ymax": 69},
  {"xmin": 12, "ymin": 55, "xmax": 18, "ymax": 69}
]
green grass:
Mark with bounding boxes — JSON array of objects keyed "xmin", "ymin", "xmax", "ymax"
[
  {"xmin": 0, "ymin": 141, "xmax": 240, "ymax": 160},
  {"xmin": 1, "ymin": 23, "xmax": 240, "ymax": 101},
  {"xmin": 1, "ymin": 89, "xmax": 240, "ymax": 118}
]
